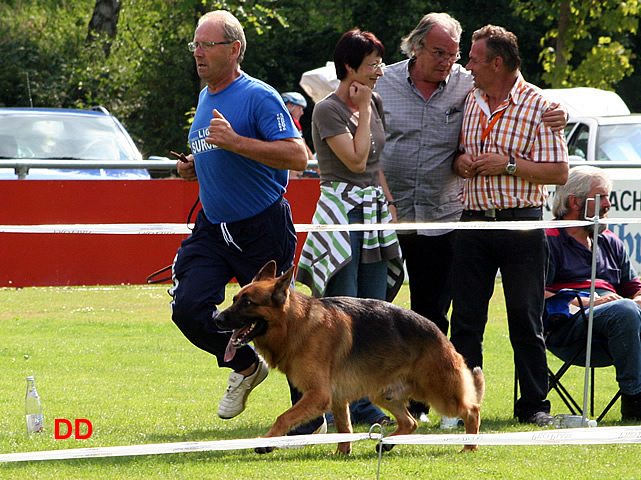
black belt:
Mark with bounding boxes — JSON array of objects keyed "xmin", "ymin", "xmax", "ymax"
[{"xmin": 462, "ymin": 207, "xmax": 543, "ymax": 221}]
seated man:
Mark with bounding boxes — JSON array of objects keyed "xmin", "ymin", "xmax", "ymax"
[{"xmin": 546, "ymin": 165, "xmax": 641, "ymax": 421}]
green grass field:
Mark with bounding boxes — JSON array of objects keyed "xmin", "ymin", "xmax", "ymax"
[{"xmin": 1, "ymin": 281, "xmax": 637, "ymax": 479}]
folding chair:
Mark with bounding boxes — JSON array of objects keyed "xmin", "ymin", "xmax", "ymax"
[{"xmin": 514, "ymin": 289, "xmax": 621, "ymax": 422}]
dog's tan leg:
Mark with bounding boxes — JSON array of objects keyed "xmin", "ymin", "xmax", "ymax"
[
  {"xmin": 385, "ymin": 406, "xmax": 418, "ymax": 436},
  {"xmin": 459, "ymin": 403, "xmax": 481, "ymax": 452},
  {"xmin": 370, "ymin": 397, "xmax": 418, "ymax": 453},
  {"xmin": 331, "ymin": 401, "xmax": 353, "ymax": 455},
  {"xmin": 254, "ymin": 390, "xmax": 330, "ymax": 453},
  {"xmin": 265, "ymin": 391, "xmax": 330, "ymax": 438},
  {"xmin": 255, "ymin": 392, "xmax": 329, "ymax": 454}
]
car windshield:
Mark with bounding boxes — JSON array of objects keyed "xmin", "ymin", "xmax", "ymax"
[
  {"xmin": 0, "ymin": 113, "xmax": 138, "ymax": 161},
  {"xmin": 596, "ymin": 123, "xmax": 641, "ymax": 162}
]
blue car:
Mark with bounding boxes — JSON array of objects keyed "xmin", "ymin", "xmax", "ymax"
[{"xmin": 0, "ymin": 107, "xmax": 151, "ymax": 179}]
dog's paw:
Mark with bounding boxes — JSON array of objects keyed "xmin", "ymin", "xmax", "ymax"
[
  {"xmin": 255, "ymin": 446, "xmax": 275, "ymax": 454},
  {"xmin": 460, "ymin": 444, "xmax": 478, "ymax": 452},
  {"xmin": 335, "ymin": 442, "xmax": 352, "ymax": 455},
  {"xmin": 375, "ymin": 443, "xmax": 395, "ymax": 454}
]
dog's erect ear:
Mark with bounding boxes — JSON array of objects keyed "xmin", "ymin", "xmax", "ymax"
[
  {"xmin": 253, "ymin": 260, "xmax": 277, "ymax": 282},
  {"xmin": 272, "ymin": 265, "xmax": 295, "ymax": 306}
]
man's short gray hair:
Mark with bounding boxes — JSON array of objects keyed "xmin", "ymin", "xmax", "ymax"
[
  {"xmin": 198, "ymin": 10, "xmax": 247, "ymax": 64},
  {"xmin": 400, "ymin": 12, "xmax": 462, "ymax": 58},
  {"xmin": 552, "ymin": 166, "xmax": 612, "ymax": 218}
]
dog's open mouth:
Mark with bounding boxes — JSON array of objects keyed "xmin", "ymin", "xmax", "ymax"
[{"xmin": 224, "ymin": 320, "xmax": 265, "ymax": 362}]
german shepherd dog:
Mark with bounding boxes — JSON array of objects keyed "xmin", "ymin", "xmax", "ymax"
[{"xmin": 216, "ymin": 261, "xmax": 485, "ymax": 454}]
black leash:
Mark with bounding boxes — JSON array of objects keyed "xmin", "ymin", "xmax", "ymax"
[
  {"xmin": 146, "ymin": 151, "xmax": 199, "ymax": 285},
  {"xmin": 145, "ymin": 265, "xmax": 173, "ymax": 285}
]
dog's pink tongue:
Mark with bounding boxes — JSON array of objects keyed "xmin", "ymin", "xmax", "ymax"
[{"xmin": 224, "ymin": 330, "xmax": 242, "ymax": 363}]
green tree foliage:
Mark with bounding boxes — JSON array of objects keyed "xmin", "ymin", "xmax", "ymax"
[
  {"xmin": 0, "ymin": 0, "xmax": 201, "ymax": 157},
  {"xmin": 512, "ymin": 0, "xmax": 641, "ymax": 89},
  {"xmin": 1, "ymin": 0, "xmax": 640, "ymax": 161}
]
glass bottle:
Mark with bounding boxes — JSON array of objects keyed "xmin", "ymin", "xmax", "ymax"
[{"xmin": 25, "ymin": 376, "xmax": 44, "ymax": 433}]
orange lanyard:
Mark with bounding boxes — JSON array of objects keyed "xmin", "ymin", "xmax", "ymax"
[{"xmin": 480, "ymin": 108, "xmax": 506, "ymax": 153}]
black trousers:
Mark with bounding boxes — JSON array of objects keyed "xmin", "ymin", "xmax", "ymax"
[
  {"xmin": 170, "ymin": 197, "xmax": 297, "ymax": 372},
  {"xmin": 397, "ymin": 231, "xmax": 456, "ymax": 417},
  {"xmin": 450, "ymin": 217, "xmax": 550, "ymax": 421},
  {"xmin": 398, "ymin": 231, "xmax": 456, "ymax": 335}
]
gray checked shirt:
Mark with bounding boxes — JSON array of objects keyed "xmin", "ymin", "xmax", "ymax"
[{"xmin": 375, "ymin": 59, "xmax": 474, "ymax": 235}]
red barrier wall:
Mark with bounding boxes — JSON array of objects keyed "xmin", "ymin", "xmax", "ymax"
[{"xmin": 0, "ymin": 179, "xmax": 320, "ymax": 287}]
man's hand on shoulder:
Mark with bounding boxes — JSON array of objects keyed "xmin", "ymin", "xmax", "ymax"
[{"xmin": 542, "ymin": 102, "xmax": 568, "ymax": 132}]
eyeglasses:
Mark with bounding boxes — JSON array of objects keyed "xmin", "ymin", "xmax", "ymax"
[
  {"xmin": 188, "ymin": 40, "xmax": 233, "ymax": 52},
  {"xmin": 365, "ymin": 61, "xmax": 386, "ymax": 71},
  {"xmin": 427, "ymin": 48, "xmax": 461, "ymax": 63}
]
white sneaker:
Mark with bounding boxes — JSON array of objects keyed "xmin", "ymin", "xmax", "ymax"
[
  {"xmin": 313, "ymin": 416, "xmax": 328, "ymax": 435},
  {"xmin": 440, "ymin": 416, "xmax": 463, "ymax": 430},
  {"xmin": 418, "ymin": 412, "xmax": 430, "ymax": 423},
  {"xmin": 217, "ymin": 357, "xmax": 269, "ymax": 419}
]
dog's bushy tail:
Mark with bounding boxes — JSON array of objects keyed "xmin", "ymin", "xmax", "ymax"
[{"xmin": 472, "ymin": 367, "xmax": 485, "ymax": 404}]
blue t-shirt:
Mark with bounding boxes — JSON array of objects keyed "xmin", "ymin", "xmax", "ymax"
[{"xmin": 188, "ymin": 73, "xmax": 301, "ymax": 223}]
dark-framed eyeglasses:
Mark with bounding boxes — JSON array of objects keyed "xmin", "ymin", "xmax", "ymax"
[
  {"xmin": 188, "ymin": 40, "xmax": 233, "ymax": 52},
  {"xmin": 427, "ymin": 48, "xmax": 461, "ymax": 63}
]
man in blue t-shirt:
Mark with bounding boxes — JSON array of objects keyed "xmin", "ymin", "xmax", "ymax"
[
  {"xmin": 546, "ymin": 166, "xmax": 641, "ymax": 421},
  {"xmin": 170, "ymin": 11, "xmax": 308, "ymax": 422}
]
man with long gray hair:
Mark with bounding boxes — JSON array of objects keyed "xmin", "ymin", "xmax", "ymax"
[{"xmin": 375, "ymin": 13, "xmax": 566, "ymax": 424}]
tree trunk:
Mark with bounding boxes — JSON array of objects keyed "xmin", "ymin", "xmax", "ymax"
[
  {"xmin": 86, "ymin": 0, "xmax": 121, "ymax": 57},
  {"xmin": 554, "ymin": 0, "xmax": 571, "ymax": 87}
]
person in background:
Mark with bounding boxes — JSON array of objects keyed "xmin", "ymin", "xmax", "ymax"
[
  {"xmin": 282, "ymin": 91, "xmax": 307, "ymax": 132},
  {"xmin": 296, "ymin": 28, "xmax": 403, "ymax": 428},
  {"xmin": 170, "ymin": 10, "xmax": 308, "ymax": 426},
  {"xmin": 546, "ymin": 166, "xmax": 641, "ymax": 421},
  {"xmin": 450, "ymin": 24, "xmax": 569, "ymax": 426},
  {"xmin": 375, "ymin": 12, "xmax": 567, "ymax": 425},
  {"xmin": 282, "ymin": 91, "xmax": 315, "ymax": 174}
]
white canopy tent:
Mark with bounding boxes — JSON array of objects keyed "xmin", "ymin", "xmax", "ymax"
[{"xmin": 299, "ymin": 62, "xmax": 338, "ymax": 104}]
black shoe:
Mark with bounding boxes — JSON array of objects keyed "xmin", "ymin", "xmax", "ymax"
[
  {"xmin": 286, "ymin": 415, "xmax": 327, "ymax": 436},
  {"xmin": 522, "ymin": 411, "xmax": 553, "ymax": 427},
  {"xmin": 375, "ymin": 415, "xmax": 397, "ymax": 426},
  {"xmin": 408, "ymin": 400, "xmax": 429, "ymax": 421},
  {"xmin": 621, "ymin": 392, "xmax": 641, "ymax": 421}
]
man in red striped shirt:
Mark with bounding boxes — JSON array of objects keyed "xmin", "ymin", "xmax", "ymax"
[{"xmin": 450, "ymin": 25, "xmax": 568, "ymax": 426}]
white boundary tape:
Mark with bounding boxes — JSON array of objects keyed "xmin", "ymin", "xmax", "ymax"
[
  {"xmin": 2, "ymin": 427, "xmax": 640, "ymax": 463},
  {"xmin": 1, "ymin": 218, "xmax": 641, "ymax": 235},
  {"xmin": 2, "ymin": 216, "xmax": 639, "ymax": 463},
  {"xmin": 381, "ymin": 425, "xmax": 641, "ymax": 446},
  {"xmin": 0, "ymin": 218, "xmax": 621, "ymax": 234},
  {"xmin": 0, "ymin": 433, "xmax": 375, "ymax": 462}
]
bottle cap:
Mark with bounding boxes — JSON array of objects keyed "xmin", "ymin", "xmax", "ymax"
[{"xmin": 26, "ymin": 376, "xmax": 35, "ymax": 381}]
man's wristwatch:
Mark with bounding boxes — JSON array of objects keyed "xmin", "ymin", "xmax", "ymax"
[{"xmin": 505, "ymin": 155, "xmax": 517, "ymax": 175}]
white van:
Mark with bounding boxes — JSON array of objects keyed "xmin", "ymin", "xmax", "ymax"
[{"xmin": 542, "ymin": 88, "xmax": 641, "ymax": 273}]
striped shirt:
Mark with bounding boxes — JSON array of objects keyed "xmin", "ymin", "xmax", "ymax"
[
  {"xmin": 296, "ymin": 182, "xmax": 404, "ymax": 301},
  {"xmin": 458, "ymin": 74, "xmax": 568, "ymax": 210}
]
